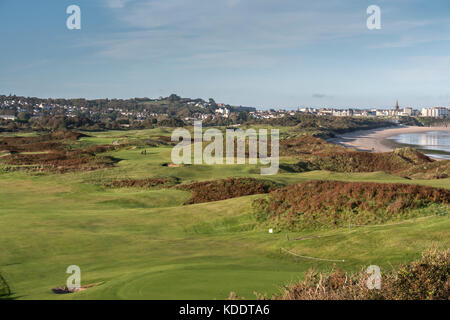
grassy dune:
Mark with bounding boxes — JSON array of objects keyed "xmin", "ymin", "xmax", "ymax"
[{"xmin": 0, "ymin": 129, "xmax": 449, "ymax": 299}]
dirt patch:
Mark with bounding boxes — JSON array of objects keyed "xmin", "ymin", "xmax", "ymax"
[
  {"xmin": 155, "ymin": 135, "xmax": 172, "ymax": 143},
  {"xmin": 161, "ymin": 162, "xmax": 181, "ymax": 167},
  {"xmin": 176, "ymin": 177, "xmax": 284, "ymax": 205},
  {"xmin": 52, "ymin": 283, "xmax": 101, "ymax": 294}
]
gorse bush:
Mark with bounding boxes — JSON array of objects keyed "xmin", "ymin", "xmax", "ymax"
[
  {"xmin": 253, "ymin": 181, "xmax": 450, "ymax": 230},
  {"xmin": 400, "ymin": 160, "xmax": 450, "ymax": 179},
  {"xmin": 0, "ymin": 132, "xmax": 120, "ymax": 173},
  {"xmin": 5, "ymin": 148, "xmax": 118, "ymax": 173},
  {"xmin": 279, "ymin": 136, "xmax": 449, "ymax": 179},
  {"xmin": 387, "ymin": 247, "xmax": 450, "ymax": 300},
  {"xmin": 106, "ymin": 176, "xmax": 180, "ymax": 189},
  {"xmin": 177, "ymin": 178, "xmax": 284, "ymax": 204},
  {"xmin": 243, "ymin": 248, "xmax": 450, "ymax": 300},
  {"xmin": 311, "ymin": 148, "xmax": 433, "ymax": 173},
  {"xmin": 0, "ymin": 131, "xmax": 84, "ymax": 152}
]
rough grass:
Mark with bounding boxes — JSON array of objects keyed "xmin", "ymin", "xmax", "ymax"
[{"xmin": 253, "ymin": 180, "xmax": 450, "ymax": 230}]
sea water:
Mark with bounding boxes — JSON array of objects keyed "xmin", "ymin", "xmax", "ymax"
[{"xmin": 387, "ymin": 130, "xmax": 450, "ymax": 160}]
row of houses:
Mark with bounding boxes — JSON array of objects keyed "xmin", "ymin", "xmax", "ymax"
[{"xmin": 251, "ymin": 106, "xmax": 449, "ymax": 119}]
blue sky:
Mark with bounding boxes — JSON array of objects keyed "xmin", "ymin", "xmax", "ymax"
[{"xmin": 0, "ymin": 0, "xmax": 450, "ymax": 109}]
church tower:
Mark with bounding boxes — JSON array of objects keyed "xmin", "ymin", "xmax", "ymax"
[{"xmin": 395, "ymin": 99, "xmax": 399, "ymax": 117}]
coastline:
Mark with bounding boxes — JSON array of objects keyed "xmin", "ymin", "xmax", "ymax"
[{"xmin": 329, "ymin": 125, "xmax": 450, "ymax": 154}]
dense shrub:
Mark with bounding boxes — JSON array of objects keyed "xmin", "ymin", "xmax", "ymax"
[
  {"xmin": 176, "ymin": 178, "xmax": 284, "ymax": 204},
  {"xmin": 0, "ymin": 132, "xmax": 119, "ymax": 173},
  {"xmin": 234, "ymin": 248, "xmax": 449, "ymax": 300},
  {"xmin": 0, "ymin": 131, "xmax": 85, "ymax": 152},
  {"xmin": 311, "ymin": 148, "xmax": 433, "ymax": 173},
  {"xmin": 106, "ymin": 176, "xmax": 180, "ymax": 189},
  {"xmin": 5, "ymin": 151, "xmax": 118, "ymax": 173},
  {"xmin": 280, "ymin": 136, "xmax": 348, "ymax": 157},
  {"xmin": 253, "ymin": 181, "xmax": 450, "ymax": 230},
  {"xmin": 400, "ymin": 160, "xmax": 450, "ymax": 179},
  {"xmin": 387, "ymin": 247, "xmax": 450, "ymax": 300},
  {"xmin": 280, "ymin": 136, "xmax": 444, "ymax": 177}
]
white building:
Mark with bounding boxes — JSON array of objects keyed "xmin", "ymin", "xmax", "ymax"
[
  {"xmin": 215, "ymin": 107, "xmax": 230, "ymax": 117},
  {"xmin": 402, "ymin": 107, "xmax": 413, "ymax": 116},
  {"xmin": 421, "ymin": 107, "xmax": 449, "ymax": 117},
  {"xmin": 0, "ymin": 115, "xmax": 16, "ymax": 120},
  {"xmin": 332, "ymin": 109, "xmax": 354, "ymax": 117},
  {"xmin": 38, "ymin": 103, "xmax": 52, "ymax": 111}
]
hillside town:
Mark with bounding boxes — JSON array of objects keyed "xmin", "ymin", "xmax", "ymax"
[{"xmin": 0, "ymin": 95, "xmax": 448, "ymax": 122}]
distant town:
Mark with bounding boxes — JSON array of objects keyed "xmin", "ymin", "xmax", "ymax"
[{"xmin": 0, "ymin": 94, "xmax": 448, "ymax": 124}]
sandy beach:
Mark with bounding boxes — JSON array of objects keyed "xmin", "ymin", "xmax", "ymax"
[{"xmin": 329, "ymin": 126, "xmax": 450, "ymax": 153}]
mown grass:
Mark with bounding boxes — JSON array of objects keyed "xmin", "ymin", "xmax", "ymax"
[{"xmin": 0, "ymin": 129, "xmax": 448, "ymax": 300}]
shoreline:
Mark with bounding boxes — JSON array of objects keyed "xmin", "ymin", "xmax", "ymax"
[{"xmin": 329, "ymin": 125, "xmax": 450, "ymax": 154}]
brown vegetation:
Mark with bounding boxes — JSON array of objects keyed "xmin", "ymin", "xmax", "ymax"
[
  {"xmin": 0, "ymin": 131, "xmax": 84, "ymax": 152},
  {"xmin": 0, "ymin": 131, "xmax": 119, "ymax": 173},
  {"xmin": 230, "ymin": 248, "xmax": 449, "ymax": 300},
  {"xmin": 280, "ymin": 136, "xmax": 449, "ymax": 179},
  {"xmin": 253, "ymin": 180, "xmax": 450, "ymax": 230},
  {"xmin": 176, "ymin": 178, "xmax": 283, "ymax": 205},
  {"xmin": 312, "ymin": 148, "xmax": 434, "ymax": 173},
  {"xmin": 400, "ymin": 160, "xmax": 450, "ymax": 179},
  {"xmin": 4, "ymin": 148, "xmax": 118, "ymax": 173},
  {"xmin": 280, "ymin": 136, "xmax": 348, "ymax": 156},
  {"xmin": 106, "ymin": 176, "xmax": 180, "ymax": 189}
]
